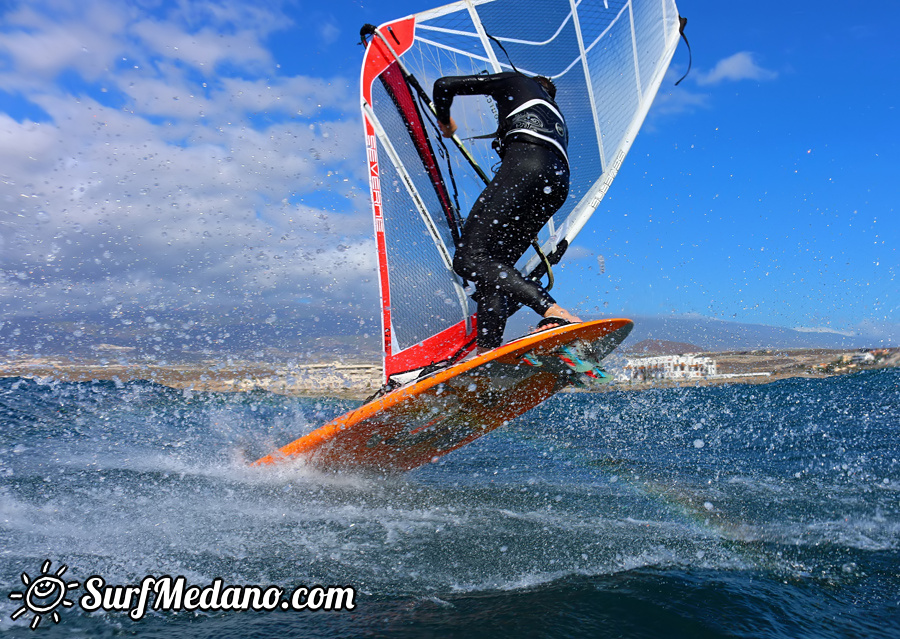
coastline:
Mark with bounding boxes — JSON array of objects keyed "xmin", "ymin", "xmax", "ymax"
[
  {"xmin": 2, "ymin": 347, "xmax": 897, "ymax": 400},
  {"xmin": 0, "ymin": 357, "xmax": 381, "ymax": 399}
]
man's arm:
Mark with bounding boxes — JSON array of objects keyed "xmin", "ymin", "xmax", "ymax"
[{"xmin": 433, "ymin": 74, "xmax": 502, "ymax": 127}]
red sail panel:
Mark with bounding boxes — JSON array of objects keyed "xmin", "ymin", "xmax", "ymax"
[{"xmin": 378, "ymin": 62, "xmax": 459, "ymax": 244}]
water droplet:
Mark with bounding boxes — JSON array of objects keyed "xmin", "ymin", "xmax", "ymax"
[
  {"xmin": 693, "ymin": 439, "xmax": 705, "ymax": 448},
  {"xmin": 543, "ymin": 186, "xmax": 552, "ymax": 194}
]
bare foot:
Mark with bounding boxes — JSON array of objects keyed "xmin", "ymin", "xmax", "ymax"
[
  {"xmin": 542, "ymin": 304, "xmax": 581, "ymax": 325},
  {"xmin": 528, "ymin": 305, "xmax": 582, "ymax": 333}
]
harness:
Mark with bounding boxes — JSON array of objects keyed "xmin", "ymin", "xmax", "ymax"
[{"xmin": 502, "ymin": 98, "xmax": 569, "ymax": 163}]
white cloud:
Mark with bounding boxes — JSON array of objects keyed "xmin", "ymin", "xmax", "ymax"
[
  {"xmin": 793, "ymin": 326, "xmax": 857, "ymax": 337},
  {"xmin": 319, "ymin": 21, "xmax": 341, "ymax": 46},
  {"xmin": 649, "ymin": 69, "xmax": 710, "ymax": 120},
  {"xmin": 695, "ymin": 52, "xmax": 778, "ymax": 86},
  {"xmin": 646, "ymin": 53, "xmax": 777, "ymax": 124},
  {"xmin": 0, "ymin": 2, "xmax": 128, "ymax": 80},
  {"xmin": 0, "ymin": 0, "xmax": 376, "ymax": 340},
  {"xmin": 131, "ymin": 20, "xmax": 274, "ymax": 73}
]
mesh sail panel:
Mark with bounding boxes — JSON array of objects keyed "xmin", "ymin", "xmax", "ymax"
[{"xmin": 371, "ymin": 80, "xmax": 468, "ymax": 350}]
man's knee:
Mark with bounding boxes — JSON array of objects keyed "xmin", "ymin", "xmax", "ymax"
[{"xmin": 453, "ymin": 246, "xmax": 480, "ymax": 280}]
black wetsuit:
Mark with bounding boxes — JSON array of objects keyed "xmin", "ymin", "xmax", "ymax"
[{"xmin": 433, "ymin": 72, "xmax": 570, "ymax": 348}]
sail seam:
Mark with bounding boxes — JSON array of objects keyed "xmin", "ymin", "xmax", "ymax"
[
  {"xmin": 419, "ymin": 1, "xmax": 580, "ymax": 48},
  {"xmin": 569, "ymin": 0, "xmax": 605, "ymax": 168},
  {"xmin": 465, "ymin": 0, "xmax": 503, "ymax": 73},
  {"xmin": 628, "ymin": 0, "xmax": 644, "ymax": 104},
  {"xmin": 555, "ymin": 2, "xmax": 631, "ymax": 78}
]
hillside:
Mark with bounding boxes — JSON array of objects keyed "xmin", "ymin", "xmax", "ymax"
[{"xmin": 623, "ymin": 339, "xmax": 706, "ymax": 355}]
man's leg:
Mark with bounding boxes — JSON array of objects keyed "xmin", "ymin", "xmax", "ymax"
[
  {"xmin": 454, "ymin": 146, "xmax": 577, "ymax": 346},
  {"xmin": 471, "ymin": 288, "xmax": 511, "ymax": 349}
]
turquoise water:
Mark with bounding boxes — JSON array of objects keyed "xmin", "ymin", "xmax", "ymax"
[{"xmin": 1, "ymin": 369, "xmax": 897, "ymax": 637}]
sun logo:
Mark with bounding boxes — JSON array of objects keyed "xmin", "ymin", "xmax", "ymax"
[{"xmin": 8, "ymin": 560, "xmax": 80, "ymax": 630}]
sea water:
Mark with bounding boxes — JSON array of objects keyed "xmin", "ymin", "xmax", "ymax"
[{"xmin": 0, "ymin": 369, "xmax": 897, "ymax": 638}]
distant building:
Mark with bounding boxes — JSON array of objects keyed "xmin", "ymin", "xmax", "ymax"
[
  {"xmin": 620, "ymin": 354, "xmax": 717, "ymax": 382},
  {"xmin": 847, "ymin": 352, "xmax": 875, "ymax": 364}
]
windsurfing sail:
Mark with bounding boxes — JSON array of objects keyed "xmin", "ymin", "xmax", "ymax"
[{"xmin": 360, "ymin": 0, "xmax": 683, "ymax": 386}]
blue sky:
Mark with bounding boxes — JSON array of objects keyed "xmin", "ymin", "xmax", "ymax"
[{"xmin": 1, "ymin": 0, "xmax": 897, "ymax": 351}]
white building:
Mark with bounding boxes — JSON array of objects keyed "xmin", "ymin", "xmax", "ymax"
[
  {"xmin": 621, "ymin": 354, "xmax": 717, "ymax": 382},
  {"xmin": 848, "ymin": 352, "xmax": 875, "ymax": 364}
]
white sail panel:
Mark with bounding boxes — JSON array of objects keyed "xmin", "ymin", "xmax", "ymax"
[{"xmin": 407, "ymin": 0, "xmax": 682, "ymax": 270}]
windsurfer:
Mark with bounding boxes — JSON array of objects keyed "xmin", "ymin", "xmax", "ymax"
[{"xmin": 434, "ymin": 72, "xmax": 581, "ymax": 351}]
